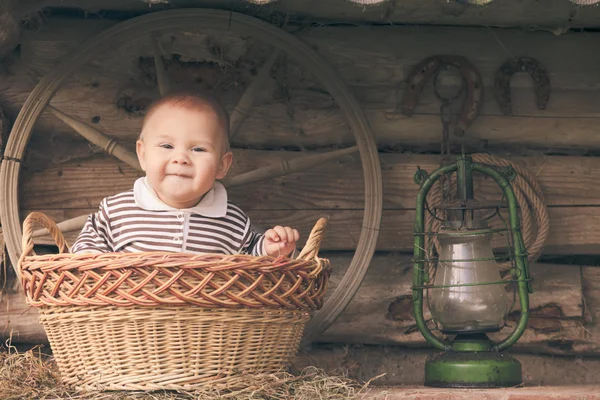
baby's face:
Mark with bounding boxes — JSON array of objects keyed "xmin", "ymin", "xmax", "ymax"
[{"xmin": 136, "ymin": 104, "xmax": 232, "ymax": 209}]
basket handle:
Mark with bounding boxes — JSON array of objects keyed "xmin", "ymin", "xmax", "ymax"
[
  {"xmin": 296, "ymin": 217, "xmax": 328, "ymax": 262},
  {"xmin": 20, "ymin": 212, "xmax": 69, "ymax": 259}
]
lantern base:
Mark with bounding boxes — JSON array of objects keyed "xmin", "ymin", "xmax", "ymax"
[{"xmin": 425, "ymin": 351, "xmax": 522, "ymax": 388}]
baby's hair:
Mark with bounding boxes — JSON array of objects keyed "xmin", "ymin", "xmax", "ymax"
[{"xmin": 139, "ymin": 91, "xmax": 231, "ymax": 153}]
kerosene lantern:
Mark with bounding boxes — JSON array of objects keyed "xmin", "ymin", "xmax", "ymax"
[{"xmin": 412, "ymin": 155, "xmax": 532, "ymax": 388}]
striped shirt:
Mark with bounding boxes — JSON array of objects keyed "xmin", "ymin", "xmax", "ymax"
[{"xmin": 71, "ymin": 178, "xmax": 266, "ymax": 255}]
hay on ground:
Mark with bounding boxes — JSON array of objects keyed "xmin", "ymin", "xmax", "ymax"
[{"xmin": 0, "ymin": 343, "xmax": 383, "ymax": 400}]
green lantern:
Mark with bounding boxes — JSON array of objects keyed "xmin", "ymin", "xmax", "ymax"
[{"xmin": 412, "ymin": 155, "xmax": 532, "ymax": 388}]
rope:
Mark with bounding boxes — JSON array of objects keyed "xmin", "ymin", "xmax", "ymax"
[{"xmin": 425, "ymin": 153, "xmax": 550, "ymax": 281}]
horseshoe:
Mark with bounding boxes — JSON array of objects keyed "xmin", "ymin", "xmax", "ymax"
[
  {"xmin": 401, "ymin": 55, "xmax": 483, "ymax": 137},
  {"xmin": 494, "ymin": 56, "xmax": 551, "ymax": 115}
]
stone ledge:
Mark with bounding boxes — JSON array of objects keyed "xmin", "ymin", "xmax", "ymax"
[{"xmin": 360, "ymin": 385, "xmax": 600, "ymax": 400}]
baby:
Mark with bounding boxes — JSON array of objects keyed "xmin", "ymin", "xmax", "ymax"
[{"xmin": 71, "ymin": 92, "xmax": 300, "ymax": 257}]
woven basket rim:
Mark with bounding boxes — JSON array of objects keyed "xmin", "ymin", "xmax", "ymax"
[
  {"xmin": 19, "ymin": 213, "xmax": 331, "ymax": 310},
  {"xmin": 21, "ymin": 251, "xmax": 323, "ymax": 263},
  {"xmin": 20, "ymin": 251, "xmax": 330, "ymax": 276},
  {"xmin": 19, "ymin": 217, "xmax": 332, "ymax": 310}
]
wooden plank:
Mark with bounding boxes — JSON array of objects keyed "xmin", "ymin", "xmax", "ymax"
[
  {"xmin": 19, "ymin": 151, "xmax": 600, "ymax": 211},
  {"xmin": 23, "ymin": 206, "xmax": 600, "ymax": 256},
  {"xmin": 297, "ymin": 26, "xmax": 600, "ymax": 92},
  {"xmin": 15, "ymin": 0, "xmax": 600, "ymax": 29},
  {"xmin": 17, "ymin": 100, "xmax": 600, "ymax": 151},
  {"xmin": 581, "ymin": 267, "xmax": 600, "ymax": 352},
  {"xmin": 245, "ymin": 207, "xmax": 600, "ymax": 255},
  {"xmin": 0, "ymin": 283, "xmax": 45, "ymax": 344},
  {"xmin": 323, "ymin": 252, "xmax": 583, "ymax": 319},
  {"xmin": 236, "ymin": 109, "xmax": 600, "ymax": 151},
  {"xmin": 4, "ymin": 75, "xmax": 599, "ymax": 136},
  {"xmin": 351, "ymin": 86, "xmax": 600, "ymax": 118},
  {"xmin": 319, "ymin": 252, "xmax": 586, "ymax": 355}
]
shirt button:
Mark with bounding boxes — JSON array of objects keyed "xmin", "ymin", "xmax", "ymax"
[
  {"xmin": 177, "ymin": 213, "xmax": 184, "ymax": 221},
  {"xmin": 173, "ymin": 237, "xmax": 181, "ymax": 243}
]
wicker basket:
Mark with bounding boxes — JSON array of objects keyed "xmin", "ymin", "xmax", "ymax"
[{"xmin": 18, "ymin": 212, "xmax": 331, "ymax": 391}]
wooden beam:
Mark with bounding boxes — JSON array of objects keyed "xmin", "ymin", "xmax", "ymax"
[
  {"xmin": 19, "ymin": 151, "xmax": 600, "ymax": 210},
  {"xmin": 21, "ymin": 102, "xmax": 600, "ymax": 152},
  {"xmin": 296, "ymin": 26, "xmax": 600, "ymax": 91},
  {"xmin": 243, "ymin": 207, "xmax": 600, "ymax": 255},
  {"xmin": 23, "ymin": 206, "xmax": 600, "ymax": 256},
  {"xmin": 235, "ymin": 110, "xmax": 600, "ymax": 151},
  {"xmin": 15, "ymin": 0, "xmax": 600, "ymax": 29}
]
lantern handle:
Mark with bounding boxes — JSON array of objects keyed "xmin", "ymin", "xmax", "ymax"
[
  {"xmin": 412, "ymin": 161, "xmax": 458, "ymax": 351},
  {"xmin": 472, "ymin": 162, "xmax": 531, "ymax": 352}
]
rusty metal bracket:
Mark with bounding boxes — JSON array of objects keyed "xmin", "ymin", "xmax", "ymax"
[
  {"xmin": 494, "ymin": 56, "xmax": 551, "ymax": 115},
  {"xmin": 401, "ymin": 55, "xmax": 483, "ymax": 137}
]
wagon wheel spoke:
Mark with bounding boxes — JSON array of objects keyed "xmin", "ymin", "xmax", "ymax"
[
  {"xmin": 46, "ymin": 105, "xmax": 141, "ymax": 170},
  {"xmin": 33, "ymin": 145, "xmax": 359, "ymax": 238},
  {"xmin": 224, "ymin": 145, "xmax": 358, "ymax": 188},
  {"xmin": 151, "ymin": 34, "xmax": 171, "ymax": 96},
  {"xmin": 229, "ymin": 48, "xmax": 280, "ymax": 140}
]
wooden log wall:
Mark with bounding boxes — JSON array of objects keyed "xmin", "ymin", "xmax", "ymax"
[{"xmin": 2, "ymin": 15, "xmax": 600, "ymax": 355}]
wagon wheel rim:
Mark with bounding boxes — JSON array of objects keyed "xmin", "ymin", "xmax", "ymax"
[{"xmin": 0, "ymin": 9, "xmax": 383, "ymax": 346}]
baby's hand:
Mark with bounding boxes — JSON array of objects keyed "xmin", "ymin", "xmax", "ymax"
[{"xmin": 264, "ymin": 226, "xmax": 300, "ymax": 257}]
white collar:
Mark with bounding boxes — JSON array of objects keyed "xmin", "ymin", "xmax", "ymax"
[{"xmin": 133, "ymin": 177, "xmax": 228, "ymax": 217}]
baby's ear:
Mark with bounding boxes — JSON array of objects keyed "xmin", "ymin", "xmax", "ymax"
[
  {"xmin": 216, "ymin": 151, "xmax": 233, "ymax": 179},
  {"xmin": 136, "ymin": 140, "xmax": 147, "ymax": 171}
]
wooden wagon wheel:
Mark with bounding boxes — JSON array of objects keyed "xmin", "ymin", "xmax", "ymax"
[{"xmin": 0, "ymin": 9, "xmax": 382, "ymax": 346}]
